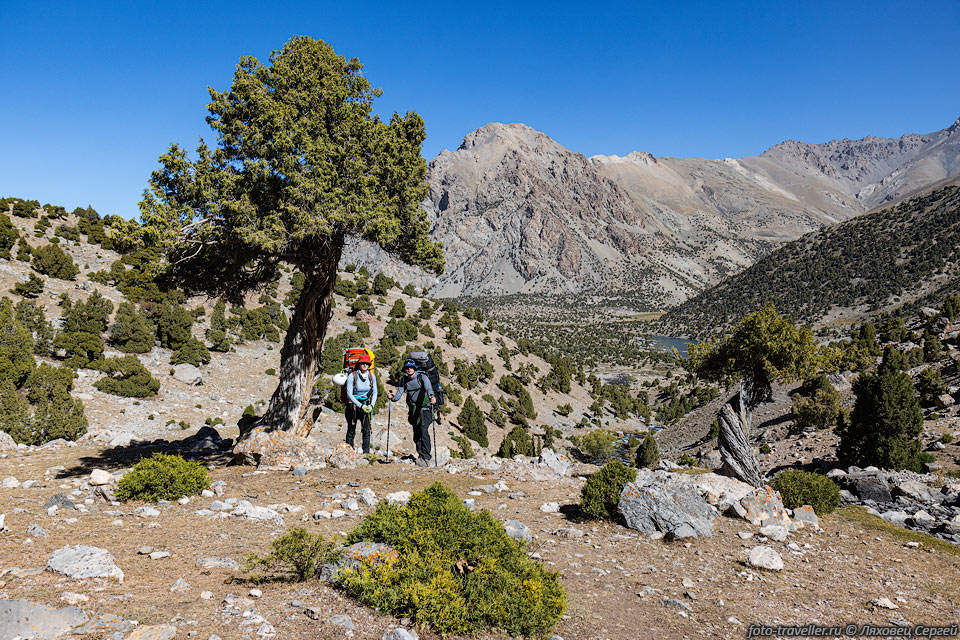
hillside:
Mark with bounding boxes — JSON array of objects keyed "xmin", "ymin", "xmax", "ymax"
[
  {"xmin": 357, "ymin": 117, "xmax": 960, "ymax": 308},
  {"xmin": 658, "ymin": 183, "xmax": 960, "ymax": 338}
]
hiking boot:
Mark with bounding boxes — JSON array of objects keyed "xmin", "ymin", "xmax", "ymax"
[{"xmin": 415, "ymin": 457, "xmax": 430, "ymax": 467}]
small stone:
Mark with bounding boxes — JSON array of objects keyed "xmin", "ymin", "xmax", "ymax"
[
  {"xmin": 540, "ymin": 502, "xmax": 560, "ymax": 513},
  {"xmin": 149, "ymin": 551, "xmax": 170, "ymax": 560},
  {"xmin": 553, "ymin": 526, "xmax": 584, "ymax": 538},
  {"xmin": 342, "ymin": 498, "xmax": 360, "ymax": 511},
  {"xmin": 681, "ymin": 577, "xmax": 695, "ymax": 588},
  {"xmin": 249, "ymin": 588, "xmax": 263, "ymax": 598},
  {"xmin": 382, "ymin": 629, "xmax": 419, "ymax": 640},
  {"xmin": 737, "ymin": 531, "xmax": 753, "ymax": 539},
  {"xmin": 504, "ymin": 519, "xmax": 532, "ymax": 542},
  {"xmin": 2, "ymin": 476, "xmax": 20, "ymax": 488},
  {"xmin": 201, "ymin": 489, "xmax": 215, "ymax": 498},
  {"xmin": 60, "ymin": 592, "xmax": 89, "ymax": 605},
  {"xmin": 871, "ymin": 597, "xmax": 899, "ymax": 610},
  {"xmin": 305, "ymin": 608, "xmax": 323, "ymax": 620},
  {"xmin": 327, "ymin": 614, "xmax": 354, "ymax": 631},
  {"xmin": 313, "ymin": 510, "xmax": 332, "ymax": 519},
  {"xmin": 463, "ymin": 498, "xmax": 475, "ymax": 511},
  {"xmin": 21, "ymin": 480, "xmax": 36, "ymax": 489},
  {"xmin": 178, "ymin": 496, "xmax": 190, "ymax": 505},
  {"xmin": 46, "ymin": 545, "xmax": 124, "ymax": 582},
  {"xmin": 170, "ymin": 577, "xmax": 191, "ymax": 592},
  {"xmin": 138, "ymin": 546, "xmax": 154, "ymax": 555},
  {"xmin": 759, "ymin": 525, "xmax": 788, "ymax": 542},
  {"xmin": 747, "ymin": 546, "xmax": 784, "ymax": 571},
  {"xmin": 385, "ymin": 491, "xmax": 411, "ymax": 505},
  {"xmin": 137, "ymin": 506, "xmax": 161, "ymax": 518},
  {"xmin": 201, "ymin": 591, "xmax": 214, "ymax": 600}
]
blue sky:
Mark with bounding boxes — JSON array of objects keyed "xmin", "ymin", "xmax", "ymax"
[{"xmin": 1, "ymin": 0, "xmax": 958, "ymax": 218}]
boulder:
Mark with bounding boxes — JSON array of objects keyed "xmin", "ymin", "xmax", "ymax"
[
  {"xmin": 759, "ymin": 525, "xmax": 788, "ymax": 542},
  {"xmin": 842, "ymin": 473, "xmax": 892, "ymax": 504},
  {"xmin": 538, "ymin": 449, "xmax": 571, "ymax": 476},
  {"xmin": 172, "ymin": 364, "xmax": 202, "ymax": 385},
  {"xmin": 0, "ymin": 599, "xmax": 89, "ymax": 639},
  {"xmin": 126, "ymin": 626, "xmax": 177, "ymax": 640},
  {"xmin": 792, "ymin": 505, "xmax": 820, "ymax": 529},
  {"xmin": 935, "ymin": 394, "xmax": 955, "ymax": 409},
  {"xmin": 179, "ymin": 426, "xmax": 232, "ymax": 453},
  {"xmin": 230, "ymin": 501, "xmax": 284, "ymax": 525},
  {"xmin": 233, "ymin": 425, "xmax": 333, "ymax": 470},
  {"xmin": 691, "ymin": 472, "xmax": 754, "ymax": 511},
  {"xmin": 732, "ymin": 487, "xmax": 790, "ymax": 527},
  {"xmin": 894, "ymin": 479, "xmax": 943, "ymax": 504},
  {"xmin": 46, "ymin": 545, "xmax": 124, "ymax": 582},
  {"xmin": 88, "ymin": 469, "xmax": 113, "ymax": 486},
  {"xmin": 385, "ymin": 491, "xmax": 411, "ymax": 505},
  {"xmin": 618, "ymin": 470, "xmax": 718, "ymax": 539},
  {"xmin": 699, "ymin": 450, "xmax": 722, "ymax": 469},
  {"xmin": 328, "ymin": 442, "xmax": 365, "ymax": 469},
  {"xmin": 0, "ymin": 430, "xmax": 16, "ymax": 451}
]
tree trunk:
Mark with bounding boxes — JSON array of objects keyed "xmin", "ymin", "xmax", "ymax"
[
  {"xmin": 717, "ymin": 381, "xmax": 764, "ymax": 487},
  {"xmin": 256, "ymin": 246, "xmax": 342, "ymax": 438}
]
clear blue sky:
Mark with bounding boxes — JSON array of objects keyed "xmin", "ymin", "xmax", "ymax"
[{"xmin": 2, "ymin": 0, "xmax": 958, "ymax": 218}]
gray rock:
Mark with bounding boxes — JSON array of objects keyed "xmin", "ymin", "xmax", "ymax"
[
  {"xmin": 2, "ymin": 476, "xmax": 20, "ymax": 488},
  {"xmin": 27, "ymin": 523, "xmax": 48, "ymax": 537},
  {"xmin": 137, "ymin": 506, "xmax": 161, "ymax": 517},
  {"xmin": 320, "ymin": 542, "xmax": 399, "ymax": 581},
  {"xmin": 540, "ymin": 502, "xmax": 560, "ymax": 513},
  {"xmin": 126, "ymin": 625, "xmax": 178, "ymax": 640},
  {"xmin": 358, "ymin": 488, "xmax": 378, "ymax": 506},
  {"xmin": 73, "ymin": 612, "xmax": 136, "ymax": 634},
  {"xmin": 170, "ymin": 577, "xmax": 191, "ymax": 592},
  {"xmin": 504, "ymin": 519, "xmax": 532, "ymax": 542},
  {"xmin": 618, "ymin": 470, "xmax": 717, "ymax": 539},
  {"xmin": 196, "ymin": 557, "xmax": 239, "ymax": 570},
  {"xmin": 792, "ymin": 505, "xmax": 819, "ymax": 529},
  {"xmin": 179, "ymin": 426, "xmax": 232, "ymax": 453},
  {"xmin": 538, "ymin": 449, "xmax": 571, "ymax": 476},
  {"xmin": 173, "ymin": 363, "xmax": 203, "ymax": 385},
  {"xmin": 759, "ymin": 525, "xmax": 788, "ymax": 542},
  {"xmin": 46, "ymin": 545, "xmax": 124, "ymax": 582},
  {"xmin": 747, "ymin": 545, "xmax": 784, "ymax": 571},
  {"xmin": 880, "ymin": 510, "xmax": 910, "ymax": 527},
  {"xmin": 844, "ymin": 473, "xmax": 893, "ymax": 503},
  {"xmin": 230, "ymin": 501, "xmax": 284, "ymax": 524},
  {"xmin": 0, "ymin": 598, "xmax": 88, "ymax": 639},
  {"xmin": 894, "ymin": 479, "xmax": 943, "ymax": 504},
  {"xmin": 0, "ymin": 430, "xmax": 17, "ymax": 451},
  {"xmin": 382, "ymin": 629, "xmax": 419, "ymax": 640},
  {"xmin": 44, "ymin": 493, "xmax": 76, "ymax": 510},
  {"xmin": 553, "ymin": 526, "xmax": 584, "ymax": 538},
  {"xmin": 327, "ymin": 614, "xmax": 354, "ymax": 631},
  {"xmin": 385, "ymin": 491, "xmax": 411, "ymax": 505}
]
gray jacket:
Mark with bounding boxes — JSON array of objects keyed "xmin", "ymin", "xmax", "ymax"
[{"xmin": 392, "ymin": 373, "xmax": 435, "ymax": 406}]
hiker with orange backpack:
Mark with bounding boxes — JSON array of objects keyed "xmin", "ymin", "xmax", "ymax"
[{"xmin": 344, "ymin": 352, "xmax": 377, "ymax": 454}]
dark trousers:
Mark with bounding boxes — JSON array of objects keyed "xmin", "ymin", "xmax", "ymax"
[
  {"xmin": 345, "ymin": 403, "xmax": 371, "ymax": 453},
  {"xmin": 408, "ymin": 404, "xmax": 433, "ymax": 461}
]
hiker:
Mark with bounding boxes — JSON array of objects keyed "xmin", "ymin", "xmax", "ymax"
[
  {"xmin": 391, "ymin": 359, "xmax": 436, "ymax": 466},
  {"xmin": 345, "ymin": 353, "xmax": 377, "ymax": 453}
]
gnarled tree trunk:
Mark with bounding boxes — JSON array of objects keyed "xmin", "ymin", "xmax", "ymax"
[
  {"xmin": 717, "ymin": 379, "xmax": 765, "ymax": 487},
  {"xmin": 256, "ymin": 245, "xmax": 342, "ymax": 438}
]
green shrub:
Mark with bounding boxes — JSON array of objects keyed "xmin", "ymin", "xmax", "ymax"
[
  {"xmin": 580, "ymin": 460, "xmax": 637, "ymax": 521},
  {"xmin": 388, "ymin": 299, "xmax": 406, "ymax": 318},
  {"xmin": 94, "ymin": 355, "xmax": 161, "ymax": 397},
  {"xmin": 943, "ymin": 433, "xmax": 954, "ymax": 444},
  {"xmin": 759, "ymin": 443, "xmax": 771, "ymax": 454},
  {"xmin": 12, "ymin": 274, "xmax": 44, "ymax": 299},
  {"xmin": 116, "ymin": 453, "xmax": 209, "ymax": 502},
  {"xmin": 340, "ymin": 483, "xmax": 565, "ymax": 636},
  {"xmin": 0, "ymin": 215, "xmax": 18, "ymax": 259},
  {"xmin": 170, "ymin": 337, "xmax": 211, "ymax": 367},
  {"xmin": 496, "ymin": 425, "xmax": 534, "ymax": 458},
  {"xmin": 792, "ymin": 375, "xmax": 842, "ymax": 430},
  {"xmin": 0, "ymin": 298, "xmax": 36, "ymax": 388},
  {"xmin": 679, "ymin": 453, "xmax": 698, "ymax": 466},
  {"xmin": 244, "ymin": 528, "xmax": 338, "ymax": 582},
  {"xmin": 31, "ymin": 243, "xmax": 79, "ymax": 279},
  {"xmin": 451, "ymin": 435, "xmax": 475, "ymax": 458},
  {"xmin": 110, "ymin": 302, "xmax": 156, "ymax": 353},
  {"xmin": 61, "ymin": 291, "xmax": 113, "ymax": 334},
  {"xmin": 635, "ymin": 433, "xmax": 660, "ymax": 468},
  {"xmin": 458, "ymin": 396, "xmax": 487, "ymax": 447},
  {"xmin": 915, "ymin": 367, "xmax": 947, "ymax": 406},
  {"xmin": 53, "ymin": 331, "xmax": 104, "ymax": 369},
  {"xmin": 556, "ymin": 403, "xmax": 572, "ymax": 417},
  {"xmin": 770, "ymin": 470, "xmax": 841, "ymax": 515},
  {"xmin": 15, "ymin": 300, "xmax": 54, "ymax": 356},
  {"xmin": 156, "ymin": 302, "xmax": 194, "ymax": 350},
  {"xmin": 579, "ymin": 428, "xmax": 616, "ymax": 462}
]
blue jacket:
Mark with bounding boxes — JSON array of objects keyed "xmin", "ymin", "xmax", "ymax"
[{"xmin": 346, "ymin": 371, "xmax": 377, "ymax": 409}]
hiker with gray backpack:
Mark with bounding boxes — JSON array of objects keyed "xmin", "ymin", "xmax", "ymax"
[{"xmin": 391, "ymin": 352, "xmax": 443, "ymax": 467}]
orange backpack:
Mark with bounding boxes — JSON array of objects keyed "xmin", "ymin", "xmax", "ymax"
[{"xmin": 339, "ymin": 348, "xmax": 375, "ymax": 405}]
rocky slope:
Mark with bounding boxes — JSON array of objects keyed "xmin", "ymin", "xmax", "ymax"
[{"xmin": 350, "ymin": 117, "xmax": 960, "ymax": 306}]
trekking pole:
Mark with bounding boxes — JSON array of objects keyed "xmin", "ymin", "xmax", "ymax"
[
  {"xmin": 432, "ymin": 407, "xmax": 438, "ymax": 467},
  {"xmin": 385, "ymin": 401, "xmax": 392, "ymax": 462}
]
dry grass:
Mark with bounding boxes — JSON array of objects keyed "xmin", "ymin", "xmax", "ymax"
[{"xmin": 834, "ymin": 506, "xmax": 960, "ymax": 558}]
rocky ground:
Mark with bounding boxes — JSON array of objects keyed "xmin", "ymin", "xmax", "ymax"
[{"xmin": 1, "ymin": 429, "xmax": 959, "ymax": 639}]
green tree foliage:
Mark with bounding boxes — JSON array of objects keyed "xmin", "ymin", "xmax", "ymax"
[
  {"xmin": 388, "ymin": 298, "xmax": 406, "ymax": 318},
  {"xmin": 94, "ymin": 355, "xmax": 161, "ymax": 397},
  {"xmin": 55, "ymin": 224, "xmax": 80, "ymax": 243},
  {"xmin": 458, "ymin": 395, "xmax": 487, "ymax": 447},
  {"xmin": 371, "ymin": 272, "xmax": 395, "ymax": 295},
  {"xmin": 284, "ymin": 271, "xmax": 305, "ymax": 308},
  {"xmin": 635, "ymin": 433, "xmax": 660, "ymax": 468},
  {"xmin": 155, "ymin": 301, "xmax": 194, "ymax": 350},
  {"xmin": 941, "ymin": 295, "xmax": 960, "ymax": 321},
  {"xmin": 340, "ymin": 483, "xmax": 566, "ymax": 636},
  {"xmin": 205, "ymin": 300, "xmax": 233, "ymax": 351},
  {"xmin": 684, "ymin": 303, "xmax": 821, "ymax": 405},
  {"xmin": 0, "ymin": 214, "xmax": 18, "ymax": 259},
  {"xmin": 53, "ymin": 331, "xmax": 104, "ymax": 369},
  {"xmin": 0, "ymin": 382, "xmax": 32, "ymax": 443},
  {"xmin": 0, "ymin": 298, "xmax": 36, "ymax": 387},
  {"xmin": 879, "ymin": 317, "xmax": 906, "ymax": 344},
  {"xmin": 417, "ymin": 299, "xmax": 434, "ymax": 320},
  {"xmin": 580, "ymin": 460, "xmax": 637, "ymax": 521},
  {"xmin": 496, "ymin": 425, "xmax": 535, "ymax": 458},
  {"xmin": 15, "ymin": 300, "xmax": 53, "ymax": 355},
  {"xmin": 171, "ymin": 337, "xmax": 212, "ymax": 367},
  {"xmin": 923, "ymin": 330, "xmax": 942, "ymax": 362},
  {"xmin": 22, "ymin": 363, "xmax": 87, "ymax": 444},
  {"xmin": 116, "ymin": 453, "xmax": 209, "ymax": 502},
  {"xmin": 579, "ymin": 428, "xmax": 616, "ymax": 462},
  {"xmin": 244, "ymin": 527, "xmax": 337, "ymax": 582},
  {"xmin": 402, "ymin": 282, "xmax": 416, "ymax": 296},
  {"xmin": 771, "ymin": 470, "xmax": 841, "ymax": 515},
  {"xmin": 109, "ymin": 302, "xmax": 156, "ymax": 353},
  {"xmin": 139, "ymin": 36, "xmax": 444, "ymax": 433},
  {"xmin": 10, "ymin": 198, "xmax": 40, "ymax": 218},
  {"xmin": 837, "ymin": 355, "xmax": 926, "ymax": 471},
  {"xmin": 61, "ymin": 291, "xmax": 114, "ymax": 335},
  {"xmin": 791, "ymin": 374, "xmax": 842, "ymax": 431},
  {"xmin": 914, "ymin": 367, "xmax": 947, "ymax": 406},
  {"xmin": 12, "ymin": 273, "xmax": 44, "ymax": 298},
  {"xmin": 32, "ymin": 243, "xmax": 79, "ymax": 280}
]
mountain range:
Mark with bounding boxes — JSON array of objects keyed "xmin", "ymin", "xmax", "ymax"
[{"xmin": 351, "ymin": 116, "xmax": 960, "ymax": 307}]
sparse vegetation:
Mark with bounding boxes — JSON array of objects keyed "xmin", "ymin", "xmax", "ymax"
[
  {"xmin": 771, "ymin": 470, "xmax": 841, "ymax": 515},
  {"xmin": 580, "ymin": 460, "xmax": 637, "ymax": 521},
  {"xmin": 116, "ymin": 453, "xmax": 209, "ymax": 502}
]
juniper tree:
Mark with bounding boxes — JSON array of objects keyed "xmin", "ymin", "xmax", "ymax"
[
  {"xmin": 684, "ymin": 303, "xmax": 821, "ymax": 486},
  {"xmin": 139, "ymin": 36, "xmax": 443, "ymax": 436}
]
